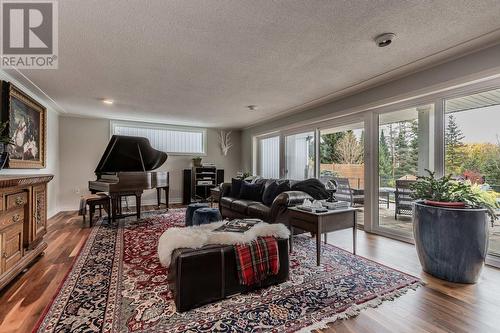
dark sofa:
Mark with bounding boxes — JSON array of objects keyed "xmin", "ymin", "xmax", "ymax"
[{"xmin": 219, "ymin": 178, "xmax": 327, "ymax": 227}]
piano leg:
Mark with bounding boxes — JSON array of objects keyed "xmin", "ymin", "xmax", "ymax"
[
  {"xmin": 156, "ymin": 188, "xmax": 161, "ymax": 208},
  {"xmin": 135, "ymin": 193, "xmax": 142, "ymax": 219},
  {"xmin": 165, "ymin": 187, "xmax": 169, "ymax": 211},
  {"xmin": 110, "ymin": 194, "xmax": 119, "ymax": 222}
]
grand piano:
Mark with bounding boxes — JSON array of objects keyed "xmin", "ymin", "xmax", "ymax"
[{"xmin": 89, "ymin": 135, "xmax": 168, "ymax": 221}]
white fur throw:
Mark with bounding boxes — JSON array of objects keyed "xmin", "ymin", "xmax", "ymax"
[{"xmin": 157, "ymin": 221, "xmax": 290, "ymax": 267}]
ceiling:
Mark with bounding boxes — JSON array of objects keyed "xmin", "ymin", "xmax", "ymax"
[{"xmin": 6, "ymin": 0, "xmax": 500, "ymax": 128}]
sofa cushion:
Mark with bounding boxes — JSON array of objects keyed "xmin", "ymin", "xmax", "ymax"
[
  {"xmin": 230, "ymin": 178, "xmax": 243, "ymax": 198},
  {"xmin": 247, "ymin": 203, "xmax": 271, "ymax": 220},
  {"xmin": 231, "ymin": 199, "xmax": 257, "ymax": 214},
  {"xmin": 220, "ymin": 196, "xmax": 237, "ymax": 208},
  {"xmin": 239, "ymin": 182, "xmax": 264, "ymax": 201}
]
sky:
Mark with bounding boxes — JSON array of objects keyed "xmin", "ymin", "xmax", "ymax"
[{"xmin": 450, "ymin": 105, "xmax": 500, "ymax": 144}]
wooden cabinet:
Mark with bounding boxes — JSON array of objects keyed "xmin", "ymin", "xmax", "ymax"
[
  {"xmin": 32, "ymin": 184, "xmax": 47, "ymax": 247},
  {"xmin": 1, "ymin": 222, "xmax": 23, "ymax": 274},
  {"xmin": 0, "ymin": 175, "xmax": 53, "ymax": 290}
]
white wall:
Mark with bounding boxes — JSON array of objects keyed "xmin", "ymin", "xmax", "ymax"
[
  {"xmin": 58, "ymin": 116, "xmax": 242, "ymax": 211},
  {"xmin": 0, "ymin": 71, "xmax": 60, "ymax": 217}
]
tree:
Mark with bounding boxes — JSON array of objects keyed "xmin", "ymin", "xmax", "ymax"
[
  {"xmin": 320, "ymin": 132, "xmax": 344, "ymax": 163},
  {"xmin": 445, "ymin": 114, "xmax": 465, "ymax": 175},
  {"xmin": 336, "ymin": 130, "xmax": 363, "ymax": 164},
  {"xmin": 379, "ymin": 130, "xmax": 392, "ymax": 186},
  {"xmin": 393, "ymin": 122, "xmax": 411, "ymax": 178}
]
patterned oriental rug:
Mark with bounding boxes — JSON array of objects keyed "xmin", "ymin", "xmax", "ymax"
[{"xmin": 34, "ymin": 209, "xmax": 421, "ymax": 333}]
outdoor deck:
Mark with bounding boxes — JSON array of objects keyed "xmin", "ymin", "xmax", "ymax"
[{"xmin": 355, "ymin": 204, "xmax": 500, "ymax": 256}]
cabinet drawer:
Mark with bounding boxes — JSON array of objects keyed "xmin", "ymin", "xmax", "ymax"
[
  {"xmin": 5, "ymin": 191, "xmax": 28, "ymax": 210},
  {"xmin": 1, "ymin": 222, "xmax": 23, "ymax": 272},
  {"xmin": 0, "ymin": 208, "xmax": 24, "ymax": 229}
]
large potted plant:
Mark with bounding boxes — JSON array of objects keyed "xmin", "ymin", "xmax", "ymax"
[{"xmin": 411, "ymin": 170, "xmax": 499, "ymax": 283}]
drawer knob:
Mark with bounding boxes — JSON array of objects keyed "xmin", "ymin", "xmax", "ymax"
[
  {"xmin": 15, "ymin": 196, "xmax": 24, "ymax": 205},
  {"xmin": 12, "ymin": 214, "xmax": 21, "ymax": 223}
]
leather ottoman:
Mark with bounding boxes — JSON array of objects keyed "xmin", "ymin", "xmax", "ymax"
[{"xmin": 168, "ymin": 237, "xmax": 289, "ymax": 312}]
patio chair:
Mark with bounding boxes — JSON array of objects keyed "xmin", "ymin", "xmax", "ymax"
[
  {"xmin": 394, "ymin": 179, "xmax": 416, "ymax": 219},
  {"xmin": 332, "ymin": 177, "xmax": 364, "ymax": 206}
]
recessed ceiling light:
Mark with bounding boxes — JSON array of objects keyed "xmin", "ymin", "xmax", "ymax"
[
  {"xmin": 102, "ymin": 99, "xmax": 114, "ymax": 105},
  {"xmin": 246, "ymin": 105, "xmax": 257, "ymax": 111},
  {"xmin": 374, "ymin": 33, "xmax": 396, "ymax": 47}
]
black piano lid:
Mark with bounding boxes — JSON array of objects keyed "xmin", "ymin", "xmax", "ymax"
[{"xmin": 95, "ymin": 135, "xmax": 168, "ymax": 173}]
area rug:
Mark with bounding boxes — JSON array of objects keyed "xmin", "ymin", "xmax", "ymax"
[{"xmin": 34, "ymin": 209, "xmax": 421, "ymax": 333}]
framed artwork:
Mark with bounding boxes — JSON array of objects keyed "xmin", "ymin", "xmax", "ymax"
[{"xmin": 1, "ymin": 82, "xmax": 46, "ymax": 169}]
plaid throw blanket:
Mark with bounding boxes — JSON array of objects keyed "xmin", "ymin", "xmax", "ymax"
[{"xmin": 234, "ymin": 236, "xmax": 280, "ymax": 286}]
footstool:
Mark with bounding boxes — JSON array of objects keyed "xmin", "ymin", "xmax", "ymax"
[
  {"xmin": 185, "ymin": 203, "xmax": 209, "ymax": 226},
  {"xmin": 192, "ymin": 208, "xmax": 222, "ymax": 226},
  {"xmin": 168, "ymin": 238, "xmax": 289, "ymax": 312}
]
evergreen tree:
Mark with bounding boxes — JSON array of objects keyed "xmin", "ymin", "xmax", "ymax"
[
  {"xmin": 394, "ymin": 122, "xmax": 413, "ymax": 179},
  {"xmin": 379, "ymin": 130, "xmax": 392, "ymax": 186},
  {"xmin": 408, "ymin": 120, "xmax": 419, "ymax": 174},
  {"xmin": 320, "ymin": 132, "xmax": 344, "ymax": 163},
  {"xmin": 445, "ymin": 114, "xmax": 465, "ymax": 175}
]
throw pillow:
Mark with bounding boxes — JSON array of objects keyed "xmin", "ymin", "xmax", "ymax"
[
  {"xmin": 262, "ymin": 181, "xmax": 278, "ymax": 206},
  {"xmin": 230, "ymin": 178, "xmax": 243, "ymax": 198},
  {"xmin": 239, "ymin": 181, "xmax": 264, "ymax": 201},
  {"xmin": 262, "ymin": 180, "xmax": 291, "ymax": 206}
]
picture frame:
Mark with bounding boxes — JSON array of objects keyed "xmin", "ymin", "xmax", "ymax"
[{"xmin": 1, "ymin": 81, "xmax": 46, "ymax": 169}]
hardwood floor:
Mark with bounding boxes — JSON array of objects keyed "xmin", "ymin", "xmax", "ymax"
[{"xmin": 0, "ymin": 206, "xmax": 499, "ymax": 333}]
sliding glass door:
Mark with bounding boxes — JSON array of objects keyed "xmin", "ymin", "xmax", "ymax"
[
  {"xmin": 376, "ymin": 104, "xmax": 434, "ymax": 237},
  {"xmin": 284, "ymin": 131, "xmax": 315, "ymax": 180},
  {"xmin": 319, "ymin": 122, "xmax": 365, "ymax": 225},
  {"xmin": 444, "ymin": 88, "xmax": 500, "ymax": 258}
]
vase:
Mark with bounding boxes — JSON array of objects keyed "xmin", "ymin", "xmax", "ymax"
[{"xmin": 413, "ymin": 201, "xmax": 489, "ymax": 283}]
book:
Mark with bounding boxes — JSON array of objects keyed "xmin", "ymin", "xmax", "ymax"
[
  {"xmin": 322, "ymin": 200, "xmax": 350, "ymax": 210},
  {"xmin": 296, "ymin": 206, "xmax": 328, "ymax": 213},
  {"xmin": 213, "ymin": 219, "xmax": 261, "ymax": 233}
]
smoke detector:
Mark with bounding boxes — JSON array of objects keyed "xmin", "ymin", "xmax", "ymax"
[{"xmin": 374, "ymin": 33, "xmax": 396, "ymax": 47}]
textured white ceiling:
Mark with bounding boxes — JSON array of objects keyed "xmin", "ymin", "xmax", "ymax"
[{"xmin": 7, "ymin": 0, "xmax": 500, "ymax": 128}]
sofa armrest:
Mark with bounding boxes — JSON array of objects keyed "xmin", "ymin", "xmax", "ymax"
[
  {"xmin": 270, "ymin": 191, "xmax": 313, "ymax": 222},
  {"xmin": 273, "ymin": 191, "xmax": 313, "ymax": 207},
  {"xmin": 220, "ymin": 182, "xmax": 232, "ymax": 197}
]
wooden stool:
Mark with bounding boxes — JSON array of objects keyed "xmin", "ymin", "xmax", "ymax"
[{"xmin": 80, "ymin": 194, "xmax": 111, "ymax": 226}]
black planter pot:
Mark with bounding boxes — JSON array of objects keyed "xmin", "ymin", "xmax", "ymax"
[{"xmin": 413, "ymin": 201, "xmax": 489, "ymax": 283}]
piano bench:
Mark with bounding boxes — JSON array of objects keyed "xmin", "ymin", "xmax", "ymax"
[{"xmin": 81, "ymin": 194, "xmax": 111, "ymax": 226}]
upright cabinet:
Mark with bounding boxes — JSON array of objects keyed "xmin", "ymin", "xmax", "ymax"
[
  {"xmin": 0, "ymin": 175, "xmax": 53, "ymax": 290},
  {"xmin": 182, "ymin": 168, "xmax": 224, "ymax": 204}
]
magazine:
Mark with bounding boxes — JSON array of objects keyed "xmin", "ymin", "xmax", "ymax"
[{"xmin": 213, "ymin": 219, "xmax": 261, "ymax": 233}]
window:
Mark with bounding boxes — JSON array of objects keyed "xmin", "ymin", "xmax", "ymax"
[
  {"xmin": 377, "ymin": 105, "xmax": 435, "ymax": 237},
  {"xmin": 258, "ymin": 136, "xmax": 280, "ymax": 178},
  {"xmin": 445, "ymin": 88, "xmax": 500, "ymax": 257},
  {"xmin": 111, "ymin": 121, "xmax": 206, "ymax": 155}
]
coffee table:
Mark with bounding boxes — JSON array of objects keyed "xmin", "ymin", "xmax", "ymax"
[{"xmin": 288, "ymin": 206, "xmax": 358, "ymax": 265}]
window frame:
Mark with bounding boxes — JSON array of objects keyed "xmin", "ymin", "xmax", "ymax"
[{"xmin": 110, "ymin": 120, "xmax": 207, "ymax": 156}]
